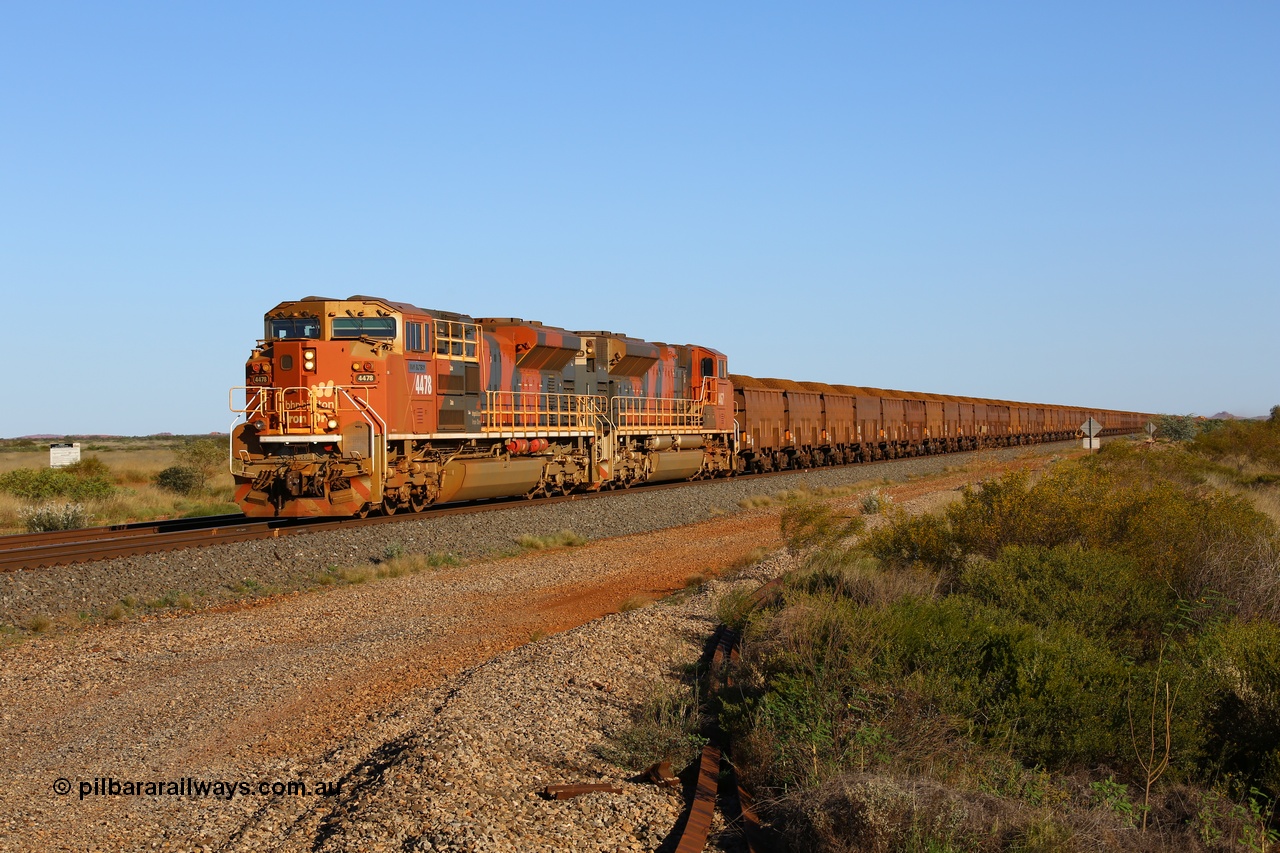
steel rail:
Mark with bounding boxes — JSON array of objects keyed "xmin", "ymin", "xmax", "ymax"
[
  {"xmin": 0, "ymin": 439, "xmax": 1080, "ymax": 573},
  {"xmin": 672, "ymin": 579, "xmax": 788, "ymax": 852}
]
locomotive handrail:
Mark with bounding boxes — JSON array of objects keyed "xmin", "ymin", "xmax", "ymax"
[
  {"xmin": 699, "ymin": 376, "xmax": 721, "ymax": 405},
  {"xmin": 482, "ymin": 391, "xmax": 607, "ymax": 433},
  {"xmin": 339, "ymin": 387, "xmax": 387, "ymax": 438},
  {"xmin": 229, "ymin": 385, "xmax": 382, "ymax": 437},
  {"xmin": 229, "ymin": 387, "xmax": 269, "ymax": 418},
  {"xmin": 611, "ymin": 394, "xmax": 705, "ymax": 432}
]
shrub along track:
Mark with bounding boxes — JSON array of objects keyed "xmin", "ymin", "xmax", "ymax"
[{"xmin": 0, "ymin": 443, "xmax": 1082, "ymax": 852}]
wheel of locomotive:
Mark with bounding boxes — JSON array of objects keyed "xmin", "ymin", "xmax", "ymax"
[
  {"xmin": 354, "ymin": 502, "xmax": 370, "ymax": 519},
  {"xmin": 410, "ymin": 490, "xmax": 427, "ymax": 513},
  {"xmin": 382, "ymin": 498, "xmax": 397, "ymax": 515}
]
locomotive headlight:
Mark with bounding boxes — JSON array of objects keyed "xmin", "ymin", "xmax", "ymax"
[
  {"xmin": 304, "ymin": 360, "xmax": 315, "ymax": 371},
  {"xmin": 303, "ymin": 349, "xmax": 315, "ymax": 359},
  {"xmin": 327, "ymin": 418, "xmax": 339, "ymax": 430}
]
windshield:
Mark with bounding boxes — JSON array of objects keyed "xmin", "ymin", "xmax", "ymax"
[
  {"xmin": 332, "ymin": 317, "xmax": 397, "ymax": 340},
  {"xmin": 269, "ymin": 318, "xmax": 321, "ymax": 339}
]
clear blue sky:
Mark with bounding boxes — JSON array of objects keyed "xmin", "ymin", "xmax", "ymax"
[{"xmin": 3, "ymin": 2, "xmax": 1276, "ymax": 436}]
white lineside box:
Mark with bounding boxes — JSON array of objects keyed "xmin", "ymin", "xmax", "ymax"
[
  {"xmin": 49, "ymin": 442, "xmax": 80, "ymax": 468},
  {"xmin": 1082, "ymin": 437, "xmax": 1101, "ymax": 451}
]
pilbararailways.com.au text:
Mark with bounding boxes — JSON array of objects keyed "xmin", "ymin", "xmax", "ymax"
[{"xmin": 53, "ymin": 777, "xmax": 343, "ymax": 801}]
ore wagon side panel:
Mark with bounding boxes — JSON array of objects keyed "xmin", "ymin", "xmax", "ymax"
[
  {"xmin": 924, "ymin": 399, "xmax": 944, "ymax": 440},
  {"xmin": 732, "ymin": 375, "xmax": 786, "ymax": 454},
  {"xmin": 855, "ymin": 394, "xmax": 882, "ymax": 444},
  {"xmin": 822, "ymin": 391, "xmax": 856, "ymax": 444},
  {"xmin": 903, "ymin": 397, "xmax": 926, "ymax": 444},
  {"xmin": 882, "ymin": 398, "xmax": 905, "ymax": 442},
  {"xmin": 786, "ymin": 390, "xmax": 823, "ymax": 446}
]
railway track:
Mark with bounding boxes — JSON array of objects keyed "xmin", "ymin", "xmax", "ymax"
[
  {"xmin": 0, "ymin": 440, "xmax": 1083, "ymax": 574},
  {"xmin": 0, "ymin": 515, "xmax": 308, "ymax": 572}
]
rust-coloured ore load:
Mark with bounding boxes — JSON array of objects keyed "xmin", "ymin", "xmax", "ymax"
[{"xmin": 231, "ymin": 295, "xmax": 1150, "ymax": 517}]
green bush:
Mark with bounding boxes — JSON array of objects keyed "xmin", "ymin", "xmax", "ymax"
[
  {"xmin": 1195, "ymin": 619, "xmax": 1280, "ymax": 795},
  {"xmin": 868, "ymin": 458, "xmax": 1275, "ymax": 616},
  {"xmin": 1158, "ymin": 414, "xmax": 1202, "ymax": 442},
  {"xmin": 21, "ymin": 502, "xmax": 93, "ymax": 531},
  {"xmin": 864, "ymin": 508, "xmax": 959, "ymax": 577},
  {"xmin": 599, "ymin": 685, "xmax": 707, "ymax": 772},
  {"xmin": 885, "ymin": 595, "xmax": 1132, "ymax": 769},
  {"xmin": 154, "ymin": 466, "xmax": 204, "ymax": 495},
  {"xmin": 780, "ymin": 499, "xmax": 864, "ymax": 552},
  {"xmin": 65, "ymin": 456, "xmax": 111, "ymax": 480},
  {"xmin": 960, "ymin": 546, "xmax": 1175, "ymax": 656},
  {"xmin": 175, "ymin": 438, "xmax": 225, "ymax": 485},
  {"xmin": 721, "ymin": 442, "xmax": 1280, "ymax": 852},
  {"xmin": 1192, "ymin": 410, "xmax": 1280, "ymax": 467},
  {"xmin": 0, "ymin": 467, "xmax": 113, "ymax": 501}
]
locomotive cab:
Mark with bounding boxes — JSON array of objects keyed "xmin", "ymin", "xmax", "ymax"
[{"xmin": 231, "ymin": 296, "xmax": 410, "ymax": 515}]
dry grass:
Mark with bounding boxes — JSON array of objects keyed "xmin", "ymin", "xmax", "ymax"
[
  {"xmin": 516, "ymin": 530, "xmax": 587, "ymax": 550},
  {"xmin": 1254, "ymin": 488, "xmax": 1280, "ymax": 528},
  {"xmin": 0, "ymin": 450, "xmax": 48, "ymax": 475},
  {"xmin": 312, "ymin": 551, "xmax": 465, "ymax": 590},
  {"xmin": 1203, "ymin": 471, "xmax": 1280, "ymax": 528},
  {"xmin": 0, "ymin": 473, "xmax": 237, "ymax": 534},
  {"xmin": 728, "ymin": 545, "xmax": 773, "ymax": 572},
  {"xmin": 618, "ymin": 594, "xmax": 655, "ymax": 612},
  {"xmin": 0, "ymin": 438, "xmax": 236, "ymax": 533}
]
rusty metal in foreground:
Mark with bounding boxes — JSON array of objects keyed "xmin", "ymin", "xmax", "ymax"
[
  {"xmin": 674, "ymin": 745, "xmax": 723, "ymax": 853},
  {"xmin": 671, "ymin": 621, "xmax": 774, "ymax": 853},
  {"xmin": 541, "ymin": 782, "xmax": 623, "ymax": 800},
  {"xmin": 646, "ymin": 759, "xmax": 681, "ymax": 789}
]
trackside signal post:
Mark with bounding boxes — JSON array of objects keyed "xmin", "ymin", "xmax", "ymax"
[{"xmin": 1081, "ymin": 418, "xmax": 1102, "ymax": 451}]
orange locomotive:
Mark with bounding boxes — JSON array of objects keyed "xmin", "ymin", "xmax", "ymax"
[
  {"xmin": 231, "ymin": 295, "xmax": 1153, "ymax": 517},
  {"xmin": 230, "ymin": 296, "xmax": 736, "ymax": 517}
]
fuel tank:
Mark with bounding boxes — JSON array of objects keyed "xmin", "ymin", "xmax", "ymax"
[
  {"xmin": 436, "ymin": 457, "xmax": 546, "ymax": 503},
  {"xmin": 646, "ymin": 450, "xmax": 704, "ymax": 483}
]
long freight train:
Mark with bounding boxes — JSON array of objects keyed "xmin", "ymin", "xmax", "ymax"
[{"xmin": 230, "ymin": 295, "xmax": 1151, "ymax": 517}]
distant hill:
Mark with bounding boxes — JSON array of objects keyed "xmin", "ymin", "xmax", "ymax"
[{"xmin": 1208, "ymin": 412, "xmax": 1269, "ymax": 422}]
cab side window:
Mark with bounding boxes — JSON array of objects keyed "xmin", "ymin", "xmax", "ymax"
[{"xmin": 407, "ymin": 322, "xmax": 425, "ymax": 353}]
